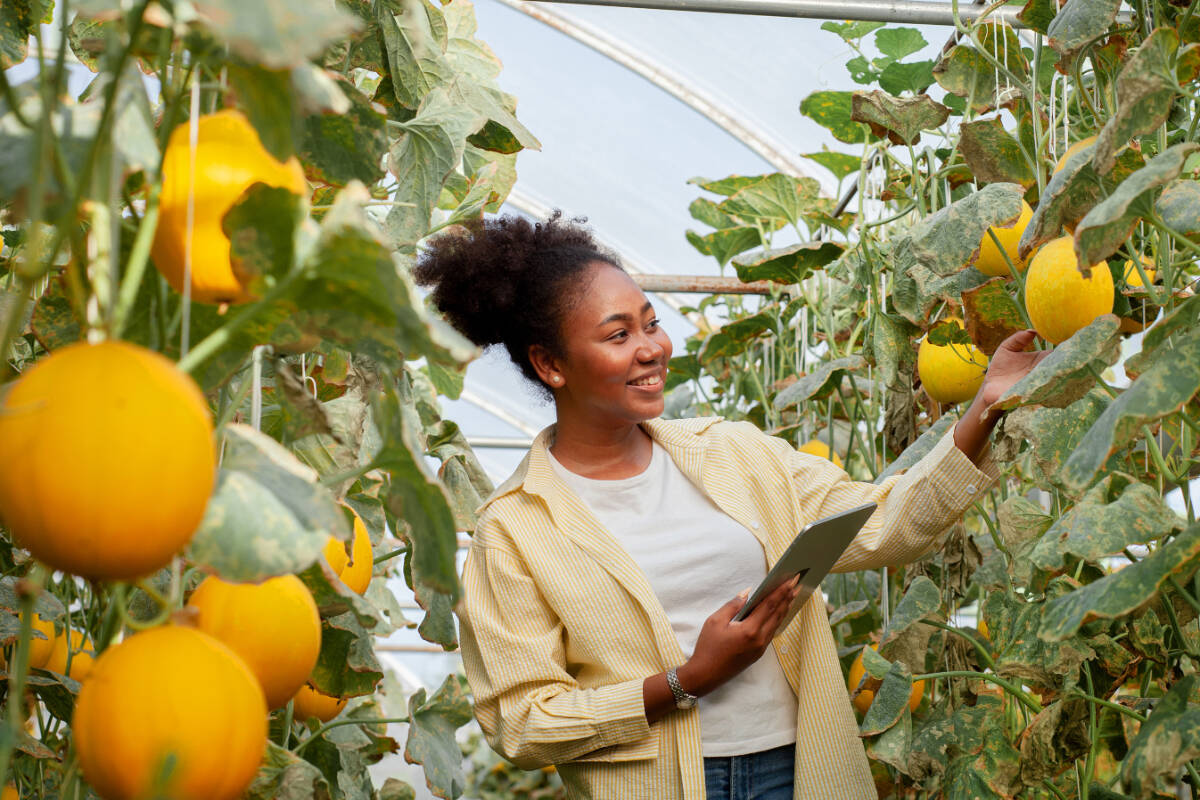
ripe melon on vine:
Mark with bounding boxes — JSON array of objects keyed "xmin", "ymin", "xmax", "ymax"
[
  {"xmin": 187, "ymin": 574, "xmax": 321, "ymax": 709},
  {"xmin": 45, "ymin": 627, "xmax": 94, "ymax": 681},
  {"xmin": 1123, "ymin": 256, "xmax": 1155, "ymax": 288},
  {"xmin": 27, "ymin": 615, "xmax": 57, "ymax": 670},
  {"xmin": 1053, "ymin": 135, "xmax": 1097, "ymax": 175},
  {"xmin": 917, "ymin": 319, "xmax": 988, "ymax": 405},
  {"xmin": 323, "ymin": 509, "xmax": 374, "ymax": 595},
  {"xmin": 848, "ymin": 645, "xmax": 924, "ymax": 715},
  {"xmin": 292, "ymin": 682, "xmax": 348, "ymax": 723},
  {"xmin": 797, "ymin": 439, "xmax": 843, "ymax": 468},
  {"xmin": 975, "ymin": 200, "xmax": 1032, "ymax": 277},
  {"xmin": 72, "ymin": 625, "xmax": 267, "ymax": 800},
  {"xmin": 0, "ymin": 341, "xmax": 216, "ymax": 580},
  {"xmin": 152, "ymin": 109, "xmax": 308, "ymax": 305},
  {"xmin": 1024, "ymin": 236, "xmax": 1113, "ymax": 344}
]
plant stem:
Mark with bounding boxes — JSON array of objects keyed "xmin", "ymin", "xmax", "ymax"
[
  {"xmin": 294, "ymin": 716, "xmax": 410, "ymax": 755},
  {"xmin": 913, "ymin": 670, "xmax": 1042, "ymax": 714},
  {"xmin": 112, "ymin": 187, "xmax": 160, "ymax": 338},
  {"xmin": 373, "ymin": 547, "xmax": 407, "ymax": 566},
  {"xmin": 176, "ymin": 271, "xmax": 302, "ymax": 375},
  {"xmin": 0, "ymin": 567, "xmax": 46, "ymax": 788}
]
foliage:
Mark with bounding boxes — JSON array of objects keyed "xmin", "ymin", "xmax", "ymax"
[
  {"xmin": 673, "ymin": 2, "xmax": 1200, "ymax": 797},
  {"xmin": 0, "ymin": 0, "xmax": 519, "ymax": 796}
]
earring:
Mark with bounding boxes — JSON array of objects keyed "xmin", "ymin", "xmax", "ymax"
[{"xmin": 551, "ymin": 375, "xmax": 561, "ymax": 385}]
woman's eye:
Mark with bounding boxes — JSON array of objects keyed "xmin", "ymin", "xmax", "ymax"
[{"xmin": 647, "ymin": 318, "xmax": 661, "ymax": 330}]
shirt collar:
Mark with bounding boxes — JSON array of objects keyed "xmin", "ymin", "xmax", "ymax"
[{"xmin": 476, "ymin": 416, "xmax": 723, "ymax": 513}]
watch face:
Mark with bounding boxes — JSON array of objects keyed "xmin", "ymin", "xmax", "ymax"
[{"xmin": 677, "ymin": 695, "xmax": 697, "ymax": 710}]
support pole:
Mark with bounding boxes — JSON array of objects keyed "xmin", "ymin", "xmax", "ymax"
[
  {"xmin": 631, "ymin": 274, "xmax": 776, "ymax": 294},
  {"xmin": 521, "ymin": 0, "xmax": 1130, "ymax": 28}
]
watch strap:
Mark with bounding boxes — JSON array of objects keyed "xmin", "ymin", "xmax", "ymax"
[{"xmin": 666, "ymin": 667, "xmax": 698, "ymax": 710}]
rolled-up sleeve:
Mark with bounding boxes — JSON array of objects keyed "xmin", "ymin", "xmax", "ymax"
[
  {"xmin": 458, "ymin": 532, "xmax": 653, "ymax": 769},
  {"xmin": 765, "ymin": 421, "xmax": 999, "ymax": 571}
]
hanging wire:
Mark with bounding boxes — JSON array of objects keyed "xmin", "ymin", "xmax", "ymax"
[
  {"xmin": 250, "ymin": 345, "xmax": 264, "ymax": 431},
  {"xmin": 180, "ymin": 79, "xmax": 200, "ymax": 358}
]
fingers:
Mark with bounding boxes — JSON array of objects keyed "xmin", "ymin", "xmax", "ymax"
[
  {"xmin": 1000, "ymin": 329, "xmax": 1038, "ymax": 352},
  {"xmin": 716, "ymin": 587, "xmax": 752, "ymax": 623}
]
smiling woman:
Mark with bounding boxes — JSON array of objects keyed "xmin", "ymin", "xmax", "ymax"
[{"xmin": 414, "ymin": 213, "xmax": 1044, "ymax": 800}]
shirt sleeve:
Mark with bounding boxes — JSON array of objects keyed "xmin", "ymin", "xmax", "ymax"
[
  {"xmin": 759, "ymin": 419, "xmax": 999, "ymax": 572},
  {"xmin": 458, "ymin": 527, "xmax": 654, "ymax": 770}
]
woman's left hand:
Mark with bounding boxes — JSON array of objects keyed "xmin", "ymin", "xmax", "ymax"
[{"xmin": 977, "ymin": 329, "xmax": 1052, "ymax": 408}]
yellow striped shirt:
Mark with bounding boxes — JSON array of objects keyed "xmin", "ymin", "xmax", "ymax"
[{"xmin": 458, "ymin": 416, "xmax": 998, "ymax": 800}]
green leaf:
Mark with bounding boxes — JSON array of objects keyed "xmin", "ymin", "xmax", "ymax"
[
  {"xmin": 379, "ymin": 779, "xmax": 418, "ymax": 800},
  {"xmin": 685, "ymin": 226, "xmax": 763, "ymax": 268},
  {"xmin": 310, "ymin": 611, "xmax": 384, "ymax": 697},
  {"xmin": 800, "ymin": 150, "xmax": 862, "ymax": 181},
  {"xmin": 719, "ymin": 173, "xmax": 822, "ymax": 230},
  {"xmin": 877, "ymin": 60, "xmax": 936, "ymax": 96},
  {"xmin": 864, "ymin": 708, "xmax": 911, "ymax": 773},
  {"xmin": 731, "ymin": 242, "xmax": 843, "ymax": 285},
  {"xmin": 957, "ymin": 117, "xmax": 1036, "ymax": 188},
  {"xmin": 193, "ymin": 0, "xmax": 359, "ymax": 69},
  {"xmin": 1018, "ymin": 0, "xmax": 1058, "ymax": 35},
  {"xmin": 301, "ymin": 78, "xmax": 388, "ymax": 187},
  {"xmin": 297, "ymin": 560, "xmax": 382, "ymax": 633},
  {"xmin": 1076, "ymin": 143, "xmax": 1199, "ymax": 266},
  {"xmin": 989, "ymin": 587, "xmax": 1094, "ymax": 688},
  {"xmin": 868, "ymin": 311, "xmax": 917, "ymax": 390},
  {"xmin": 910, "ymin": 182, "xmax": 1025, "ymax": 276},
  {"xmin": 1059, "ymin": 325, "xmax": 1200, "ymax": 493},
  {"xmin": 1017, "ymin": 699, "xmax": 1090, "ymax": 785},
  {"xmin": 992, "ymin": 391, "xmax": 1113, "ymax": 494},
  {"xmin": 1040, "ymin": 524, "xmax": 1200, "ymax": 641},
  {"xmin": 1030, "ymin": 473, "xmax": 1183, "ymax": 571},
  {"xmin": 225, "ymin": 63, "xmax": 298, "ymax": 162},
  {"xmin": 1155, "ymin": 178, "xmax": 1200, "ymax": 236},
  {"xmin": 405, "ymin": 674, "xmax": 473, "ymax": 800},
  {"xmin": 1121, "ymin": 675, "xmax": 1200, "ymax": 798},
  {"xmin": 1018, "ymin": 140, "xmax": 1105, "ymax": 259},
  {"xmin": 385, "ymin": 88, "xmax": 482, "ymax": 249},
  {"xmin": 820, "ymin": 20, "xmax": 884, "ymax": 42},
  {"xmin": 850, "ymin": 90, "xmax": 950, "ymax": 146},
  {"xmin": 29, "ymin": 276, "xmax": 82, "ymax": 352},
  {"xmin": 875, "ymin": 414, "xmax": 955, "ymax": 484},
  {"xmin": 0, "ymin": 92, "xmax": 99, "ymax": 212},
  {"xmin": 1125, "ymin": 294, "xmax": 1200, "ymax": 379},
  {"xmin": 933, "ymin": 29, "xmax": 1025, "ymax": 114},
  {"xmin": 800, "ymin": 90, "xmax": 868, "ymax": 144},
  {"xmin": 880, "ymin": 576, "xmax": 940, "ymax": 647},
  {"xmin": 372, "ymin": 387, "xmax": 460, "ymax": 601},
  {"xmin": 0, "ymin": 576, "xmax": 64, "ymax": 621},
  {"xmin": 244, "ymin": 741, "xmax": 332, "ymax": 800},
  {"xmin": 188, "ymin": 424, "xmax": 345, "ymax": 582},
  {"xmin": 860, "ymin": 661, "xmax": 914, "ymax": 736},
  {"xmin": 1046, "ymin": 0, "xmax": 1122, "ymax": 62},
  {"xmin": 300, "ymin": 184, "xmax": 476, "ymax": 369},
  {"xmin": 875, "ymin": 27, "xmax": 927, "ymax": 60},
  {"xmin": 1093, "ymin": 29, "xmax": 1180, "ymax": 175},
  {"xmin": 1, "ymin": 1, "xmax": 49, "ymax": 69},
  {"xmin": 772, "ymin": 355, "xmax": 866, "ymax": 411},
  {"xmin": 222, "ymin": 183, "xmax": 305, "ymax": 291},
  {"xmin": 688, "ymin": 174, "xmax": 762, "ymax": 197},
  {"xmin": 960, "ymin": 278, "xmax": 1027, "ymax": 355},
  {"xmin": 987, "ymin": 314, "xmax": 1121, "ymax": 412}
]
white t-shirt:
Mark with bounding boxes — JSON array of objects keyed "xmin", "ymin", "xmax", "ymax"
[{"xmin": 549, "ymin": 441, "xmax": 799, "ymax": 757}]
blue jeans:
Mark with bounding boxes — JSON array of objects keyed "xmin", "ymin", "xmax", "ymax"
[{"xmin": 703, "ymin": 743, "xmax": 795, "ymax": 800}]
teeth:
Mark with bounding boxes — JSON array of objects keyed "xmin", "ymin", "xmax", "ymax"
[{"xmin": 629, "ymin": 375, "xmax": 661, "ymax": 386}]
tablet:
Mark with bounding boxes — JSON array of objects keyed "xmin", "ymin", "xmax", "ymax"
[{"xmin": 733, "ymin": 502, "xmax": 878, "ymax": 623}]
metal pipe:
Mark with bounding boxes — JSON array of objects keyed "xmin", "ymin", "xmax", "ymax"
[
  {"xmin": 631, "ymin": 274, "xmax": 775, "ymax": 294},
  {"xmin": 521, "ymin": 0, "xmax": 1130, "ymax": 28},
  {"xmin": 494, "ymin": 0, "xmax": 824, "ymax": 182},
  {"xmin": 467, "ymin": 436, "xmax": 536, "ymax": 449}
]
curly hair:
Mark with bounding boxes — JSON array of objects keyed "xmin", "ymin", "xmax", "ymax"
[{"xmin": 414, "ymin": 212, "xmax": 622, "ymax": 395}]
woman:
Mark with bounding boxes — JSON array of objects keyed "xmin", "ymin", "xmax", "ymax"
[{"xmin": 415, "ymin": 214, "xmax": 1045, "ymax": 800}]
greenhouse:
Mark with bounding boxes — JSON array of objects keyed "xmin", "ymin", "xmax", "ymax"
[{"xmin": 1, "ymin": 0, "xmax": 1199, "ymax": 798}]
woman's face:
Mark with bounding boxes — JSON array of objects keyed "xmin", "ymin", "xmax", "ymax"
[{"xmin": 546, "ymin": 263, "xmax": 673, "ymax": 428}]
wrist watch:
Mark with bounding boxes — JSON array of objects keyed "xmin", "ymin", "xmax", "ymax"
[{"xmin": 666, "ymin": 667, "xmax": 698, "ymax": 710}]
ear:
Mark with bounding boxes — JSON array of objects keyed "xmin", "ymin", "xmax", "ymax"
[{"xmin": 528, "ymin": 344, "xmax": 564, "ymax": 388}]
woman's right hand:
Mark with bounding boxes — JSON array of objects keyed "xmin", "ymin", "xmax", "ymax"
[{"xmin": 675, "ymin": 577, "xmax": 801, "ymax": 697}]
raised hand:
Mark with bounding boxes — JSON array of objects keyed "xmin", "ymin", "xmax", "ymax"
[{"xmin": 978, "ymin": 329, "xmax": 1052, "ymax": 407}]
